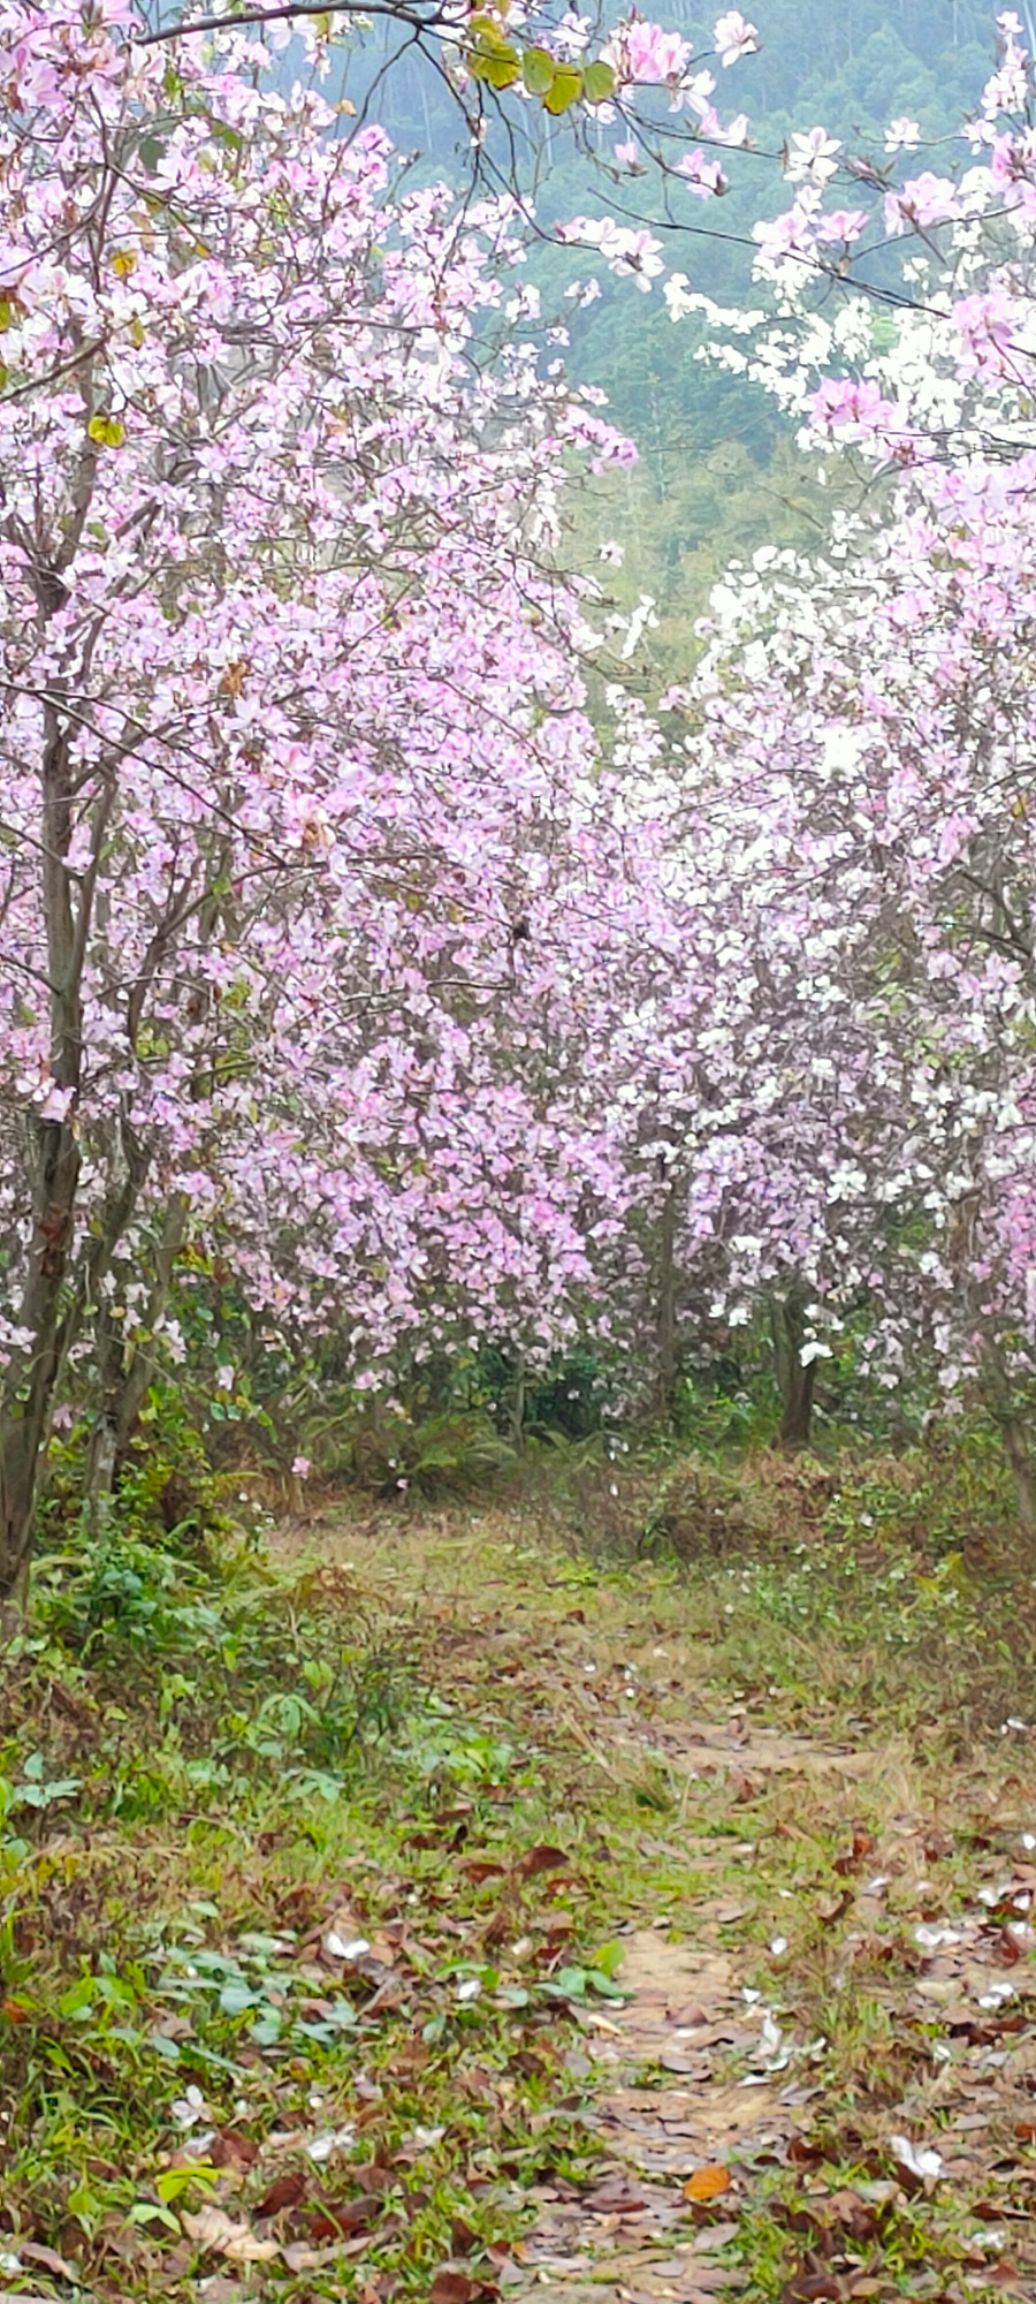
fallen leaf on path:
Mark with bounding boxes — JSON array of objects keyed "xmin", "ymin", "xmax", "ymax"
[
  {"xmin": 211, "ymin": 2127, "xmax": 260, "ymax": 2172},
  {"xmin": 183, "ymin": 2207, "xmax": 280, "ymax": 2263},
  {"xmin": 683, "ymin": 2163, "xmax": 732, "ymax": 2204},
  {"xmin": 281, "ymin": 2240, "xmax": 336, "ymax": 2271},
  {"xmin": 19, "ymin": 2242, "xmax": 80, "ymax": 2280},
  {"xmin": 660, "ymin": 2046, "xmax": 713, "ymax": 2075},
  {"xmin": 515, "ymin": 1844, "xmax": 571, "ymax": 1878},
  {"xmin": 694, "ymin": 2219, "xmax": 740, "ymax": 2250},
  {"xmin": 583, "ymin": 2176, "xmax": 657, "ymax": 2214},
  {"xmin": 306, "ymin": 2192, "xmax": 383, "ymax": 2241},
  {"xmin": 428, "ymin": 2271, "xmax": 482, "ymax": 2304},
  {"xmin": 255, "ymin": 2170, "xmax": 307, "ymax": 2218}
]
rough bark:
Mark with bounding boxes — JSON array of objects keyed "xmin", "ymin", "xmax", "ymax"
[
  {"xmin": 0, "ymin": 712, "xmax": 84, "ymax": 1603},
  {"xmin": 0, "ymin": 406, "xmax": 105, "ymax": 1614},
  {"xmin": 772, "ymin": 1284, "xmax": 816, "ymax": 1452}
]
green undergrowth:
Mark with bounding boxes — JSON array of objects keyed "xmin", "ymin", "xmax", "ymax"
[
  {"xmin": 0, "ymin": 1523, "xmax": 633, "ymax": 2301},
  {"xmin": 1, "ymin": 1440, "xmax": 1034, "ymax": 2304},
  {"xmin": 516, "ymin": 1433, "xmax": 1036, "ymax": 1740}
]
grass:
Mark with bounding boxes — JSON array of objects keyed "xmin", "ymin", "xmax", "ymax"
[{"xmin": 1, "ymin": 1445, "xmax": 1035, "ymax": 2301}]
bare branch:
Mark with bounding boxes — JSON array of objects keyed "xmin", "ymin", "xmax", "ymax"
[{"xmin": 136, "ymin": 1, "xmax": 447, "ymax": 49}]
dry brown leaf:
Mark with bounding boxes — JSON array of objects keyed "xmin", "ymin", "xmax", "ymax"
[
  {"xmin": 211, "ymin": 2127, "xmax": 260, "ymax": 2173},
  {"xmin": 182, "ymin": 2207, "xmax": 280, "ymax": 2264},
  {"xmin": 428, "ymin": 2272, "xmax": 479, "ymax": 2304},
  {"xmin": 254, "ymin": 2170, "xmax": 307, "ymax": 2219},
  {"xmin": 515, "ymin": 1844, "xmax": 571, "ymax": 1879},
  {"xmin": 19, "ymin": 2243, "xmax": 80, "ymax": 2280}
]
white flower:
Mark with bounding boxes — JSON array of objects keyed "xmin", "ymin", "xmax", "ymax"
[
  {"xmin": 885, "ymin": 117, "xmax": 921, "ymax": 153},
  {"xmin": 172, "ymin": 2085, "xmax": 210, "ymax": 2129},
  {"xmin": 713, "ymin": 10, "xmax": 758, "ymax": 66},
  {"xmin": 324, "ymin": 1931, "xmax": 370, "ymax": 1960},
  {"xmin": 889, "ymin": 2134, "xmax": 943, "ymax": 2182},
  {"xmin": 786, "ymin": 127, "xmax": 840, "ymax": 186},
  {"xmin": 307, "ymin": 2125, "xmax": 355, "ymax": 2162}
]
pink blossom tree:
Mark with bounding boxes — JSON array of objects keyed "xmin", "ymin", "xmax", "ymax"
[
  {"xmin": 0, "ymin": 0, "xmax": 679, "ymax": 1603},
  {"xmin": 644, "ymin": 15, "xmax": 1036, "ymax": 1485}
]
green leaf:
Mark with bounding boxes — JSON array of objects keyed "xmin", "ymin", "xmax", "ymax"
[
  {"xmin": 583, "ymin": 59, "xmax": 617, "ymax": 103},
  {"xmin": 148, "ymin": 2029, "xmax": 182, "ymax": 2061},
  {"xmin": 469, "ymin": 35, "xmax": 520, "ymax": 84},
  {"xmin": 543, "ymin": 66, "xmax": 583, "ymax": 115},
  {"xmin": 521, "ymin": 45, "xmax": 555, "ymax": 94},
  {"xmin": 128, "ymin": 2202, "xmax": 180, "ymax": 2232},
  {"xmin": 156, "ymin": 2164, "xmax": 218, "ymax": 2204},
  {"xmin": 218, "ymin": 1982, "xmax": 257, "ymax": 2014},
  {"xmin": 481, "ymin": 51, "xmax": 520, "ymax": 87}
]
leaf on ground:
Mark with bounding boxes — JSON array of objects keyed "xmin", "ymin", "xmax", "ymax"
[
  {"xmin": 429, "ymin": 2271, "xmax": 482, "ymax": 2304},
  {"xmin": 255, "ymin": 2170, "xmax": 308, "ymax": 2218},
  {"xmin": 516, "ymin": 1843, "xmax": 571, "ymax": 1878},
  {"xmin": 584, "ymin": 2176, "xmax": 657, "ymax": 2213},
  {"xmin": 684, "ymin": 2163, "xmax": 732, "ymax": 2204},
  {"xmin": 306, "ymin": 2192, "xmax": 382, "ymax": 2240},
  {"xmin": 183, "ymin": 2207, "xmax": 280, "ymax": 2262},
  {"xmin": 833, "ymin": 1830, "xmax": 875, "ymax": 1875},
  {"xmin": 20, "ymin": 2242, "xmax": 81, "ymax": 2279},
  {"xmin": 211, "ymin": 2127, "xmax": 260, "ymax": 2171},
  {"xmin": 779, "ymin": 2275, "xmax": 843, "ymax": 2303}
]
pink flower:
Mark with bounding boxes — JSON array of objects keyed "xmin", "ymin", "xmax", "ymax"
[
  {"xmin": 954, "ymin": 290, "xmax": 1016, "ymax": 378},
  {"xmin": 677, "ymin": 150, "xmax": 727, "ymax": 197},
  {"xmin": 884, "ymin": 172, "xmax": 959, "ymax": 233},
  {"xmin": 809, "ymin": 376, "xmax": 898, "ymax": 442},
  {"xmin": 814, "ymin": 207, "xmax": 868, "ymax": 244},
  {"xmin": 604, "ymin": 20, "xmax": 691, "ymax": 85}
]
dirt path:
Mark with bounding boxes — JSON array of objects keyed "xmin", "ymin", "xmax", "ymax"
[{"xmin": 278, "ymin": 1508, "xmax": 1036, "ymax": 2304}]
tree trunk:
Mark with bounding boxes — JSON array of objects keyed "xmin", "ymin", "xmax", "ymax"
[
  {"xmin": 995, "ymin": 1413, "xmax": 1036, "ymax": 1538},
  {"xmin": 509, "ymin": 1353, "xmax": 527, "ymax": 1453},
  {"xmin": 0, "ymin": 689, "xmax": 85, "ymax": 1607},
  {"xmin": 0, "ymin": 419, "xmax": 105, "ymax": 1618},
  {"xmin": 772, "ymin": 1285, "xmax": 816, "ymax": 1452},
  {"xmin": 655, "ymin": 1167, "xmax": 678, "ymax": 1425},
  {"xmin": 84, "ymin": 1196, "xmax": 189, "ymax": 1518},
  {"xmin": 980, "ymin": 1353, "xmax": 1036, "ymax": 1541}
]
